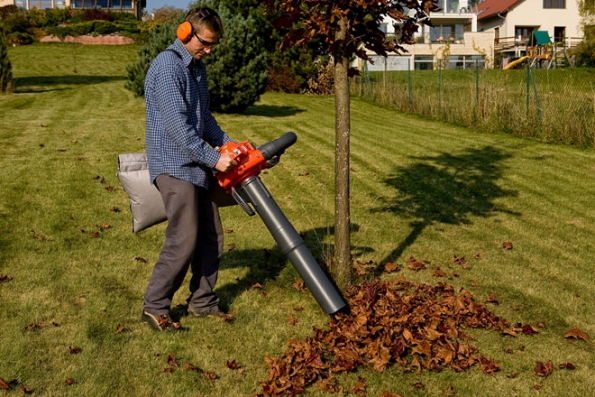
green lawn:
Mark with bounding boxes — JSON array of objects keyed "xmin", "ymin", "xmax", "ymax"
[{"xmin": 1, "ymin": 43, "xmax": 594, "ymax": 396}]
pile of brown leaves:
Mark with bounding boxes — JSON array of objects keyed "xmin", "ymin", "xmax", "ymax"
[{"xmin": 258, "ymin": 276, "xmax": 521, "ymax": 396}]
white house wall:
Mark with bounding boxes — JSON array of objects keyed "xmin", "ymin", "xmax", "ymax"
[{"xmin": 481, "ymin": 0, "xmax": 581, "ymax": 40}]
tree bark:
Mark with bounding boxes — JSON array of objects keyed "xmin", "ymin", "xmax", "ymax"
[{"xmin": 333, "ymin": 18, "xmax": 352, "ymax": 290}]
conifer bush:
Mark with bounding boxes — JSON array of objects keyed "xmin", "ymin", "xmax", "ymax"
[
  {"xmin": 204, "ymin": 6, "xmax": 267, "ymax": 113},
  {"xmin": 124, "ymin": 22, "xmax": 180, "ymax": 97},
  {"xmin": 0, "ymin": 25, "xmax": 13, "ymax": 94}
]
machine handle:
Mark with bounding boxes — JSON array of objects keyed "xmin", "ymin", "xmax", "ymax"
[{"xmin": 257, "ymin": 131, "xmax": 297, "ymax": 161}]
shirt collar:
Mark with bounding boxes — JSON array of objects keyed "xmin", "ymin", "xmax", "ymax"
[{"xmin": 171, "ymin": 38, "xmax": 195, "ymax": 69}]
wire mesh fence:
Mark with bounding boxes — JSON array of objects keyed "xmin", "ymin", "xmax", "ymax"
[{"xmin": 351, "ymin": 62, "xmax": 595, "ymax": 147}]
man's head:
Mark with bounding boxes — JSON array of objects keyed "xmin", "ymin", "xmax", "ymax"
[{"xmin": 178, "ymin": 6, "xmax": 223, "ymax": 60}]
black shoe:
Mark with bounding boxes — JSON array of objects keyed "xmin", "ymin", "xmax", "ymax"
[
  {"xmin": 188, "ymin": 306, "xmax": 231, "ymax": 320},
  {"xmin": 141, "ymin": 310, "xmax": 181, "ymax": 331}
]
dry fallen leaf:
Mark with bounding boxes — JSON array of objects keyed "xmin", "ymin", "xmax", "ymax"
[
  {"xmin": 559, "ymin": 362, "xmax": 576, "ymax": 370},
  {"xmin": 352, "ymin": 376, "xmax": 366, "ymax": 397},
  {"xmin": 184, "ymin": 362, "xmax": 201, "ymax": 372},
  {"xmin": 0, "ymin": 377, "xmax": 9, "ymax": 390},
  {"xmin": 407, "ymin": 256, "xmax": 426, "ymax": 271},
  {"xmin": 226, "ymin": 360, "xmax": 242, "ymax": 370},
  {"xmin": 502, "ymin": 242, "xmax": 513, "ymax": 250},
  {"xmin": 69, "ymin": 346, "xmax": 81, "ymax": 354},
  {"xmin": 564, "ymin": 327, "xmax": 590, "ymax": 342},
  {"xmin": 0, "ymin": 275, "xmax": 13, "ymax": 283},
  {"xmin": 292, "ymin": 277, "xmax": 306, "ymax": 292},
  {"xmin": 534, "ymin": 360, "xmax": 553, "ymax": 377},
  {"xmin": 166, "ymin": 353, "xmax": 178, "ymax": 367},
  {"xmin": 383, "ymin": 261, "xmax": 400, "ymax": 273}
]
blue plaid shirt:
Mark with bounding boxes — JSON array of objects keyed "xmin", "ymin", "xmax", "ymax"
[{"xmin": 145, "ymin": 39, "xmax": 231, "ymax": 189}]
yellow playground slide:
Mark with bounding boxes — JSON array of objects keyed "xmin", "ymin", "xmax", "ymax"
[{"xmin": 504, "ymin": 56, "xmax": 530, "ymax": 70}]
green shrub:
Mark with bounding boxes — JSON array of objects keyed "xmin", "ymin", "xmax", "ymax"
[
  {"xmin": 0, "ymin": 5, "xmax": 33, "ymax": 45},
  {"xmin": 0, "ymin": 25, "xmax": 13, "ymax": 93},
  {"xmin": 81, "ymin": 8, "xmax": 113, "ymax": 22},
  {"xmin": 93, "ymin": 20, "xmax": 117, "ymax": 35},
  {"xmin": 114, "ymin": 20, "xmax": 141, "ymax": 34},
  {"xmin": 125, "ymin": 22, "xmax": 179, "ymax": 97},
  {"xmin": 28, "ymin": 7, "xmax": 47, "ymax": 27},
  {"xmin": 204, "ymin": 6, "xmax": 268, "ymax": 113},
  {"xmin": 70, "ymin": 21, "xmax": 95, "ymax": 36}
]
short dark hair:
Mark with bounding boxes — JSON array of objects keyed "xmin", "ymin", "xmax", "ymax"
[{"xmin": 185, "ymin": 6, "xmax": 223, "ymax": 36}]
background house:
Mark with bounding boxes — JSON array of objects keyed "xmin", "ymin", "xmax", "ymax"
[
  {"xmin": 361, "ymin": 0, "xmax": 583, "ymax": 70},
  {"xmin": 475, "ymin": 0, "xmax": 582, "ymax": 63},
  {"xmin": 0, "ymin": 0, "xmax": 144, "ymax": 19},
  {"xmin": 363, "ymin": 0, "xmax": 495, "ymax": 71}
]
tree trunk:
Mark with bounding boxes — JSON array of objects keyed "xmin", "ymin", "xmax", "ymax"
[{"xmin": 333, "ymin": 18, "xmax": 352, "ymax": 290}]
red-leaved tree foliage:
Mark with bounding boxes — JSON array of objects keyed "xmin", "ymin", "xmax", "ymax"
[{"xmin": 264, "ymin": 0, "xmax": 440, "ymax": 289}]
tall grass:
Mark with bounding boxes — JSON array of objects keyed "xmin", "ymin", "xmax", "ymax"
[
  {"xmin": 1, "ymin": 43, "xmax": 595, "ymax": 396},
  {"xmin": 352, "ymin": 67, "xmax": 595, "ymax": 147}
]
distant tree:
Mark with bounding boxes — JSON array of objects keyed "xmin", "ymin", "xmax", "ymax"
[
  {"xmin": 151, "ymin": 6, "xmax": 184, "ymax": 24},
  {"xmin": 264, "ymin": 0, "xmax": 438, "ymax": 289},
  {"xmin": 575, "ymin": 0, "xmax": 595, "ymax": 66},
  {"xmin": 0, "ymin": 25, "xmax": 13, "ymax": 94}
]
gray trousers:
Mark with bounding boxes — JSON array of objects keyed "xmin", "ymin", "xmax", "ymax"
[{"xmin": 143, "ymin": 174, "xmax": 223, "ymax": 315}]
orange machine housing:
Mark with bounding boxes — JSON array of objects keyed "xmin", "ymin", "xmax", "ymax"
[{"xmin": 216, "ymin": 141, "xmax": 268, "ymax": 192}]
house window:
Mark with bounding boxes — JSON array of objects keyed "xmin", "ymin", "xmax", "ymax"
[
  {"xmin": 543, "ymin": 0, "xmax": 565, "ymax": 8},
  {"xmin": 448, "ymin": 55, "xmax": 485, "ymax": 69},
  {"xmin": 414, "ymin": 55, "xmax": 434, "ymax": 70},
  {"xmin": 515, "ymin": 26, "xmax": 534, "ymax": 43},
  {"xmin": 427, "ymin": 24, "xmax": 465, "ymax": 43},
  {"xmin": 71, "ymin": 0, "xmax": 132, "ymax": 8},
  {"xmin": 27, "ymin": 0, "xmax": 53, "ymax": 8}
]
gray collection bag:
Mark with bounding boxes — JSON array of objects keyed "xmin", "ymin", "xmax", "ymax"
[
  {"xmin": 117, "ymin": 153, "xmax": 237, "ymax": 233},
  {"xmin": 117, "ymin": 153, "xmax": 166, "ymax": 233}
]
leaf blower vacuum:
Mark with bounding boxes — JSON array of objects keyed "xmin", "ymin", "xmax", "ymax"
[{"xmin": 216, "ymin": 132, "xmax": 346, "ymax": 315}]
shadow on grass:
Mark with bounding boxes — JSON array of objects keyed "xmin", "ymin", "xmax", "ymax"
[
  {"xmin": 15, "ymin": 75, "xmax": 127, "ymax": 93},
  {"xmin": 206, "ymin": 224, "xmax": 368, "ymax": 315},
  {"xmin": 376, "ymin": 145, "xmax": 519, "ymax": 269},
  {"xmin": 242, "ymin": 104, "xmax": 305, "ymax": 117}
]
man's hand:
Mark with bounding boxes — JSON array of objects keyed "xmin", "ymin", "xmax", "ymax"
[{"xmin": 214, "ymin": 152, "xmax": 237, "ymax": 173}]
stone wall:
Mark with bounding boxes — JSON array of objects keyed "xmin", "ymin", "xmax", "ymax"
[{"xmin": 40, "ymin": 35, "xmax": 134, "ymax": 45}]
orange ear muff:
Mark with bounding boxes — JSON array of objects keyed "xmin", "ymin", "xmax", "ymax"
[{"xmin": 177, "ymin": 21, "xmax": 193, "ymax": 43}]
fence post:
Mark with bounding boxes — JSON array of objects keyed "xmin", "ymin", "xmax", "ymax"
[
  {"xmin": 408, "ymin": 58, "xmax": 412, "ymax": 105},
  {"xmin": 438, "ymin": 63, "xmax": 442, "ymax": 115},
  {"xmin": 475, "ymin": 59, "xmax": 479, "ymax": 104},
  {"xmin": 526, "ymin": 62, "xmax": 543, "ymax": 123},
  {"xmin": 526, "ymin": 62, "xmax": 530, "ymax": 117}
]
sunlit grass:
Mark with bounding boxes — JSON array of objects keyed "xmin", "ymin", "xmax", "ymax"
[{"xmin": 0, "ymin": 43, "xmax": 594, "ymax": 396}]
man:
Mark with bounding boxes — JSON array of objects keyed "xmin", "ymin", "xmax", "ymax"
[{"xmin": 142, "ymin": 6, "xmax": 236, "ymax": 331}]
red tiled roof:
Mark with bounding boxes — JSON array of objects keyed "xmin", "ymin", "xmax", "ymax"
[{"xmin": 475, "ymin": 0, "xmax": 523, "ymax": 20}]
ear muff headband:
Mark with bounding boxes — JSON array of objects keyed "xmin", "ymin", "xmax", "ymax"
[{"xmin": 177, "ymin": 21, "xmax": 193, "ymax": 43}]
